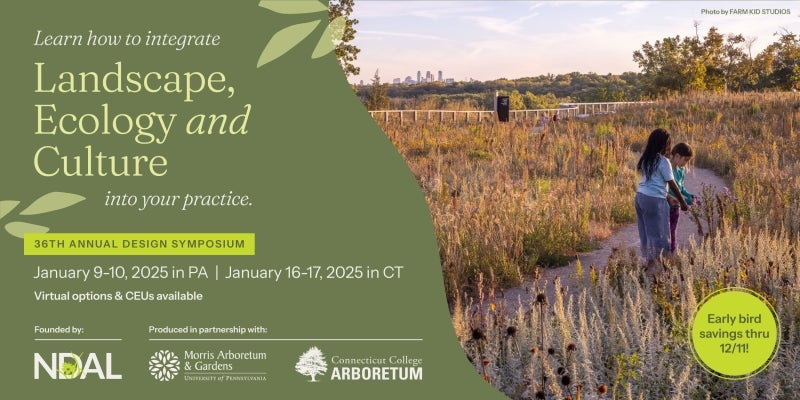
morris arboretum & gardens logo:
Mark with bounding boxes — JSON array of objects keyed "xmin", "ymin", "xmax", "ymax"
[
  {"xmin": 149, "ymin": 350, "xmax": 180, "ymax": 382},
  {"xmin": 295, "ymin": 346, "xmax": 328, "ymax": 382}
]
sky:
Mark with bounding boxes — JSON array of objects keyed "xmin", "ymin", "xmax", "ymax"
[{"xmin": 349, "ymin": 1, "xmax": 800, "ymax": 84}]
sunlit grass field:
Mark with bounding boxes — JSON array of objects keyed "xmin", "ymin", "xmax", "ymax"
[{"xmin": 380, "ymin": 92, "xmax": 800, "ymax": 399}]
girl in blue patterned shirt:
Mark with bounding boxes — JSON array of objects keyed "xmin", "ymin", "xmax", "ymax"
[{"xmin": 635, "ymin": 129, "xmax": 688, "ymax": 266}]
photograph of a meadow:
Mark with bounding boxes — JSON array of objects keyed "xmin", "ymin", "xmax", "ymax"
[
  {"xmin": 379, "ymin": 93, "xmax": 800, "ymax": 399},
  {"xmin": 345, "ymin": 1, "xmax": 800, "ymax": 398}
]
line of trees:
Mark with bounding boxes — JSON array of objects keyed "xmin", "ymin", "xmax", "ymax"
[
  {"xmin": 357, "ymin": 26, "xmax": 799, "ymax": 109},
  {"xmin": 633, "ymin": 26, "xmax": 800, "ymax": 96},
  {"xmin": 357, "ymin": 72, "xmax": 642, "ymax": 110}
]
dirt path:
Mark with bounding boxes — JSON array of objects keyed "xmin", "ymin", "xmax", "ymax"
[{"xmin": 498, "ymin": 166, "xmax": 729, "ymax": 306}]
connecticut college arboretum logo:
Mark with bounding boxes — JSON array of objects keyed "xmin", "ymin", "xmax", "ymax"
[
  {"xmin": 294, "ymin": 347, "xmax": 424, "ymax": 383},
  {"xmin": 295, "ymin": 346, "xmax": 328, "ymax": 382}
]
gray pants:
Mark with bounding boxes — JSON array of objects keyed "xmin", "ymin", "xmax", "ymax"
[{"xmin": 635, "ymin": 192, "xmax": 670, "ymax": 261}]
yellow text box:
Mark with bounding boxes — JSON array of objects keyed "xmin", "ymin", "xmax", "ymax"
[{"xmin": 24, "ymin": 233, "xmax": 255, "ymax": 256}]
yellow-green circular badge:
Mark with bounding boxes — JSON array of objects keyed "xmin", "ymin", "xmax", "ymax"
[{"xmin": 690, "ymin": 287, "xmax": 780, "ymax": 379}]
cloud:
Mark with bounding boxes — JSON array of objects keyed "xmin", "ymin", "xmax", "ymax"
[
  {"xmin": 357, "ymin": 30, "xmax": 449, "ymax": 42},
  {"xmin": 464, "ymin": 39, "xmax": 510, "ymax": 58},
  {"xmin": 619, "ymin": 2, "xmax": 649, "ymax": 15},
  {"xmin": 462, "ymin": 12, "xmax": 541, "ymax": 36},
  {"xmin": 464, "ymin": 16, "xmax": 523, "ymax": 35},
  {"xmin": 579, "ymin": 17, "xmax": 614, "ymax": 32},
  {"xmin": 355, "ymin": 1, "xmax": 490, "ymax": 19}
]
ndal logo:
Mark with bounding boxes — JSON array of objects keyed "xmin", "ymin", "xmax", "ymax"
[{"xmin": 34, "ymin": 353, "xmax": 122, "ymax": 380}]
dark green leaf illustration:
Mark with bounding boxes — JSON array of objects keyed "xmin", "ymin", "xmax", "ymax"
[
  {"xmin": 258, "ymin": 1, "xmax": 327, "ymax": 15},
  {"xmin": 312, "ymin": 16, "xmax": 345, "ymax": 59},
  {"xmin": 257, "ymin": 20, "xmax": 321, "ymax": 68},
  {"xmin": 5, "ymin": 222, "xmax": 49, "ymax": 239},
  {"xmin": 0, "ymin": 200, "xmax": 20, "ymax": 220},
  {"xmin": 19, "ymin": 192, "xmax": 85, "ymax": 215}
]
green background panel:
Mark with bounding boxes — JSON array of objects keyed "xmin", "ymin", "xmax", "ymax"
[{"xmin": 1, "ymin": 1, "xmax": 509, "ymax": 399}]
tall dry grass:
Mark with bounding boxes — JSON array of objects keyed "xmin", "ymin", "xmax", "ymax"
[
  {"xmin": 384, "ymin": 116, "xmax": 638, "ymax": 300},
  {"xmin": 380, "ymin": 92, "xmax": 800, "ymax": 303},
  {"xmin": 379, "ymin": 91, "xmax": 800, "ymax": 399},
  {"xmin": 453, "ymin": 225, "xmax": 800, "ymax": 399}
]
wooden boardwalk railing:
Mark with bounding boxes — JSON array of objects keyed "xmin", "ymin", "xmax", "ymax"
[
  {"xmin": 368, "ymin": 102, "xmax": 654, "ymax": 123},
  {"xmin": 367, "ymin": 110, "xmax": 497, "ymax": 123},
  {"xmin": 559, "ymin": 101, "xmax": 654, "ymax": 116}
]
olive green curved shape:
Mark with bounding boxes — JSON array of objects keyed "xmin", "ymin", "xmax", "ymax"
[
  {"xmin": 312, "ymin": 16, "xmax": 345, "ymax": 59},
  {"xmin": 257, "ymin": 20, "xmax": 321, "ymax": 67},
  {"xmin": 19, "ymin": 192, "xmax": 85, "ymax": 215},
  {"xmin": 258, "ymin": 0, "xmax": 327, "ymax": 15},
  {"xmin": 5, "ymin": 221, "xmax": 49, "ymax": 239},
  {"xmin": 0, "ymin": 200, "xmax": 20, "ymax": 220},
  {"xmin": 3, "ymin": 2, "xmax": 511, "ymax": 398}
]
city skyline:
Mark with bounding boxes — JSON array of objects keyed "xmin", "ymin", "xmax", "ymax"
[
  {"xmin": 359, "ymin": 68, "xmax": 455, "ymax": 85},
  {"xmin": 349, "ymin": 1, "xmax": 799, "ymax": 84}
]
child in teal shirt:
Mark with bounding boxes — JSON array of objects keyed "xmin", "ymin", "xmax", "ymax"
[{"xmin": 667, "ymin": 143, "xmax": 694, "ymax": 253}]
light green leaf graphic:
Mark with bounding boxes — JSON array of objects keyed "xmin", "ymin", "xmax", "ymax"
[
  {"xmin": 312, "ymin": 16, "xmax": 345, "ymax": 59},
  {"xmin": 60, "ymin": 353, "xmax": 83, "ymax": 379},
  {"xmin": 0, "ymin": 200, "xmax": 20, "ymax": 220},
  {"xmin": 19, "ymin": 192, "xmax": 85, "ymax": 215},
  {"xmin": 5, "ymin": 222, "xmax": 49, "ymax": 239},
  {"xmin": 257, "ymin": 20, "xmax": 321, "ymax": 68},
  {"xmin": 258, "ymin": 1, "xmax": 327, "ymax": 14}
]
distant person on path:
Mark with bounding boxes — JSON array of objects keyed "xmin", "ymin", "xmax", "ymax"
[
  {"xmin": 667, "ymin": 143, "xmax": 695, "ymax": 253},
  {"xmin": 635, "ymin": 128, "xmax": 688, "ymax": 267},
  {"xmin": 539, "ymin": 114, "xmax": 549, "ymax": 127}
]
